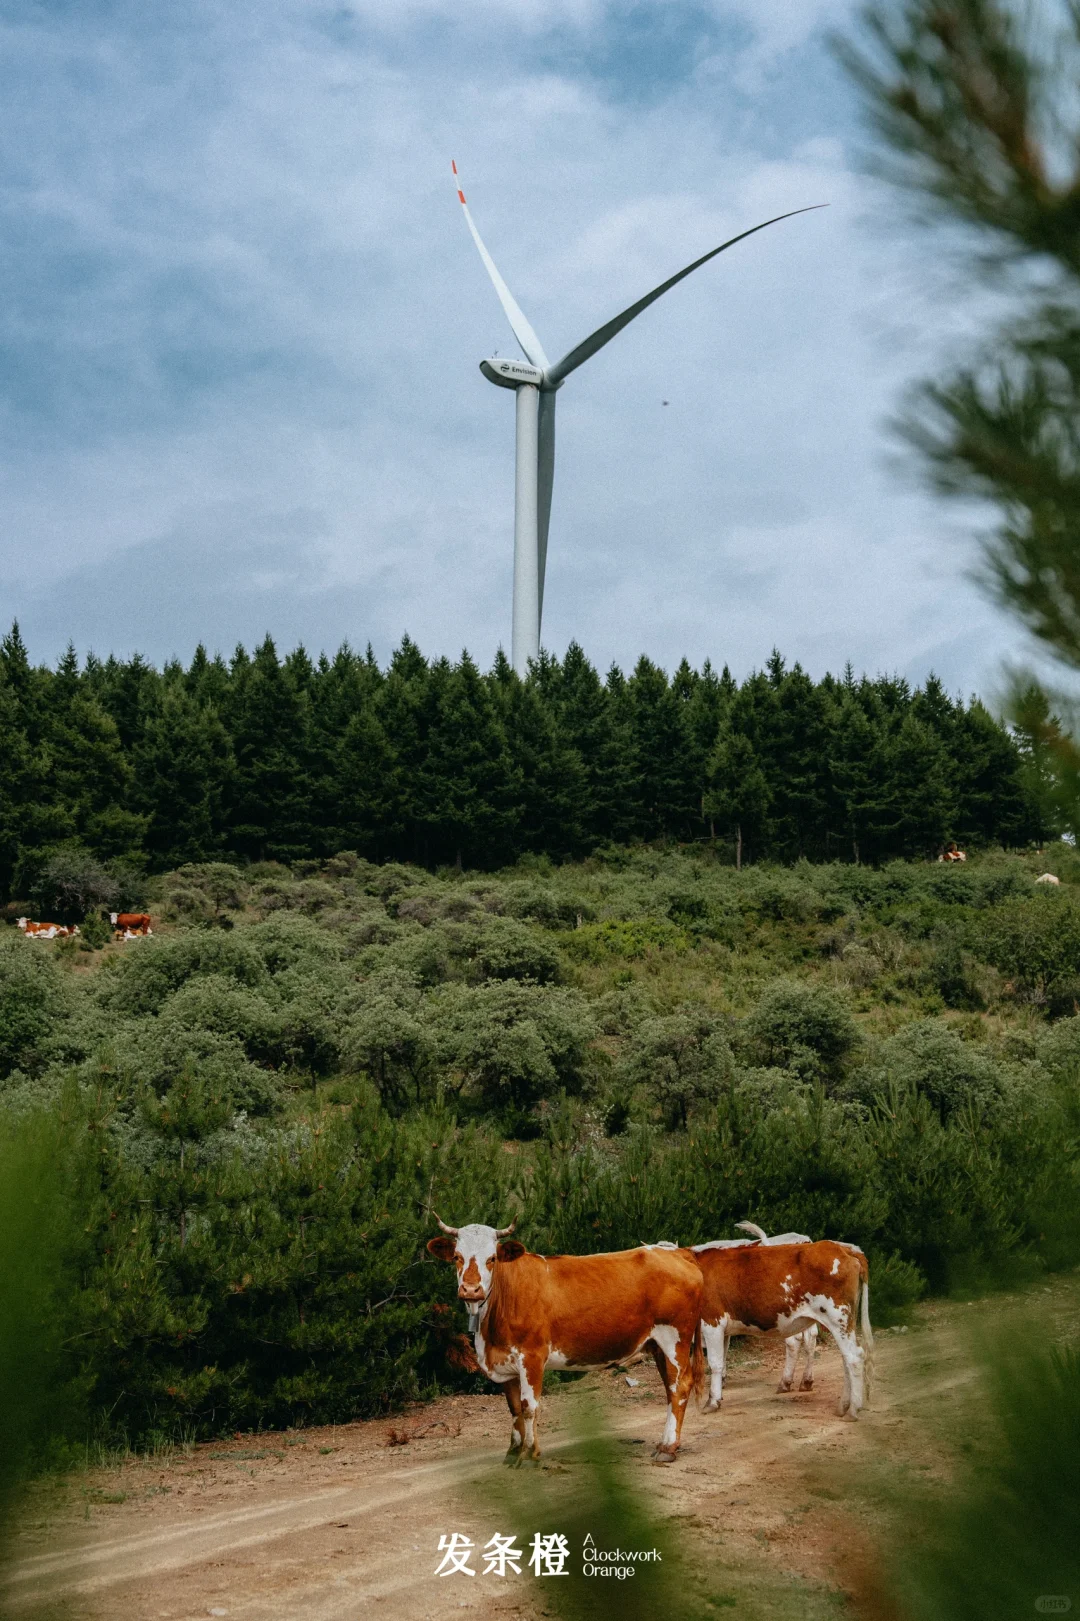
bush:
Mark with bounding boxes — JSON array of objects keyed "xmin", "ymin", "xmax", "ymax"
[
  {"xmin": 850, "ymin": 1022, "xmax": 1005, "ymax": 1121},
  {"xmin": 77, "ymin": 912, "xmax": 114, "ymax": 951},
  {"xmin": 743, "ymin": 979, "xmax": 859, "ymax": 1083},
  {"xmin": 620, "ymin": 1009, "xmax": 735, "ymax": 1129},
  {"xmin": 0, "ymin": 938, "xmax": 70, "ymax": 1079},
  {"xmin": 428, "ymin": 980, "xmax": 596, "ymax": 1121},
  {"xmin": 22, "ymin": 846, "xmax": 119, "ymax": 924},
  {"xmin": 977, "ymin": 894, "xmax": 1080, "ymax": 1007}
]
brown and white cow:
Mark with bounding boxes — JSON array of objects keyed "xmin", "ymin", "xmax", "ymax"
[
  {"xmin": 16, "ymin": 918, "xmax": 80, "ymax": 940},
  {"xmin": 688, "ymin": 1237, "xmax": 873, "ymax": 1418},
  {"xmin": 426, "ymin": 1217, "xmax": 704, "ymax": 1463},
  {"xmin": 110, "ymin": 912, "xmax": 153, "ymax": 937},
  {"xmin": 651, "ymin": 1225, "xmax": 820, "ymax": 1395}
]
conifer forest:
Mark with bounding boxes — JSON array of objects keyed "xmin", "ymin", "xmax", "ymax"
[{"xmin": 0, "ymin": 623, "xmax": 1050, "ymax": 903}]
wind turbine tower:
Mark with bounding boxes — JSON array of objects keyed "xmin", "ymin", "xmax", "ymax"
[{"xmin": 452, "ymin": 161, "xmax": 824, "ymax": 677}]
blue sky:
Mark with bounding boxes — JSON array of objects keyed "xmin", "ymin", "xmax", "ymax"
[{"xmin": 0, "ymin": 0, "xmax": 1031, "ymax": 692}]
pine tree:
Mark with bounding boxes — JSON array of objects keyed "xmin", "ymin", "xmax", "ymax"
[
  {"xmin": 705, "ymin": 726, "xmax": 770, "ymax": 868},
  {"xmin": 840, "ymin": 0, "xmax": 1080, "ymax": 780},
  {"xmin": 134, "ymin": 685, "xmax": 233, "ymax": 866},
  {"xmin": 226, "ymin": 637, "xmax": 314, "ymax": 862}
]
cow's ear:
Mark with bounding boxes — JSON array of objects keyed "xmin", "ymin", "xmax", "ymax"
[
  {"xmin": 497, "ymin": 1239, "xmax": 525, "ymax": 1262},
  {"xmin": 427, "ymin": 1236, "xmax": 457, "ymax": 1261}
]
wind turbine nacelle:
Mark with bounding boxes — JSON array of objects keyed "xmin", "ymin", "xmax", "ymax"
[{"xmin": 480, "ymin": 357, "xmax": 545, "ymax": 390}]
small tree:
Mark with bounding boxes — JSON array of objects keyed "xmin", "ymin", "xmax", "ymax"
[{"xmin": 621, "ymin": 1010, "xmax": 735, "ymax": 1130}]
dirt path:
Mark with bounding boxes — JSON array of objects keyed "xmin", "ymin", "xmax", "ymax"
[{"xmin": 6, "ymin": 1276, "xmax": 1078, "ymax": 1621}]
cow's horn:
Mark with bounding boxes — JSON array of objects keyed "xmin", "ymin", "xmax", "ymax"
[
  {"xmin": 495, "ymin": 1220, "xmax": 516, "ymax": 1238},
  {"xmin": 432, "ymin": 1212, "xmax": 459, "ymax": 1235}
]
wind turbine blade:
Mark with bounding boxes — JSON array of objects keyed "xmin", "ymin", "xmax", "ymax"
[
  {"xmin": 452, "ymin": 161, "xmax": 549, "ymax": 370},
  {"xmin": 544, "ymin": 206, "xmax": 826, "ymax": 386},
  {"xmin": 537, "ymin": 389, "xmax": 556, "ymax": 626}
]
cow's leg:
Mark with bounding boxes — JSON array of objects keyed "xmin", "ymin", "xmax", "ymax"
[
  {"xmin": 513, "ymin": 1349, "xmax": 546, "ymax": 1462},
  {"xmin": 777, "ymin": 1334, "xmax": 800, "ymax": 1393},
  {"xmin": 648, "ymin": 1329, "xmax": 694, "ymax": 1461},
  {"xmin": 503, "ymin": 1378, "xmax": 526, "ymax": 1461},
  {"xmin": 800, "ymin": 1302, "xmax": 865, "ymax": 1417},
  {"xmin": 799, "ymin": 1325, "xmax": 818, "ymax": 1390},
  {"xmin": 700, "ymin": 1319, "xmax": 727, "ymax": 1413}
]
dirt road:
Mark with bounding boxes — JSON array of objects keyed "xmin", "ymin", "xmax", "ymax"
[{"xmin": 6, "ymin": 1277, "xmax": 1078, "ymax": 1621}]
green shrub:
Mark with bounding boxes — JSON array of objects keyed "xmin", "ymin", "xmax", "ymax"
[
  {"xmin": 428, "ymin": 980, "xmax": 596, "ymax": 1120},
  {"xmin": 743, "ymin": 979, "xmax": 859, "ymax": 1083},
  {"xmin": 0, "ymin": 937, "xmax": 70, "ymax": 1079},
  {"xmin": 977, "ymin": 893, "xmax": 1080, "ymax": 1006},
  {"xmin": 98, "ymin": 932, "xmax": 270, "ymax": 1017},
  {"xmin": 78, "ymin": 912, "xmax": 114, "ymax": 950},
  {"xmin": 849, "ymin": 1022, "xmax": 1006, "ymax": 1121},
  {"xmin": 620, "ymin": 1009, "xmax": 735, "ymax": 1129},
  {"xmin": 560, "ymin": 917, "xmax": 691, "ymax": 962}
]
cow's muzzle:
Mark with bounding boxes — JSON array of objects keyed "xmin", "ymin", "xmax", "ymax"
[{"xmin": 458, "ymin": 1286, "xmax": 486, "ymax": 1302}]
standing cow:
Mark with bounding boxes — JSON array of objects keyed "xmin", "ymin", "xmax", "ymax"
[
  {"xmin": 426, "ymin": 1217, "xmax": 704, "ymax": 1463},
  {"xmin": 689, "ymin": 1237, "xmax": 873, "ymax": 1417}
]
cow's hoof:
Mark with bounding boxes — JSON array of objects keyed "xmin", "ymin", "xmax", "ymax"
[
  {"xmin": 800, "ymin": 1378, "xmax": 814, "ymax": 1391},
  {"xmin": 776, "ymin": 1381, "xmax": 793, "ymax": 1394},
  {"xmin": 836, "ymin": 1399, "xmax": 850, "ymax": 1417},
  {"xmin": 504, "ymin": 1447, "xmax": 524, "ymax": 1468},
  {"xmin": 652, "ymin": 1447, "xmax": 678, "ymax": 1465},
  {"xmin": 702, "ymin": 1399, "xmax": 721, "ymax": 1414}
]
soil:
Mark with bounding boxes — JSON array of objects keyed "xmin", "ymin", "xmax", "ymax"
[{"xmin": 5, "ymin": 1274, "xmax": 1079, "ymax": 1621}]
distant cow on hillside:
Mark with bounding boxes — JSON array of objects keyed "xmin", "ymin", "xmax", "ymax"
[
  {"xmin": 110, "ymin": 912, "xmax": 153, "ymax": 937},
  {"xmin": 16, "ymin": 918, "xmax": 79, "ymax": 940}
]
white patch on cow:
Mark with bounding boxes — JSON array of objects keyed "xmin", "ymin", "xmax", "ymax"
[
  {"xmin": 834, "ymin": 1240, "xmax": 865, "ymax": 1255},
  {"xmin": 661, "ymin": 1404, "xmax": 678, "ymax": 1448},
  {"xmin": 691, "ymin": 1238, "xmax": 755, "ymax": 1253},
  {"xmin": 546, "ymin": 1348, "xmax": 569, "ymax": 1369},
  {"xmin": 649, "ymin": 1323, "xmax": 680, "ymax": 1366},
  {"xmin": 763, "ymin": 1232, "xmax": 811, "ymax": 1244},
  {"xmin": 776, "ymin": 1292, "xmax": 865, "ymax": 1417},
  {"xmin": 781, "ymin": 1274, "xmax": 793, "ymax": 1297},
  {"xmin": 831, "ymin": 1257, "xmax": 840, "ymax": 1276},
  {"xmin": 451, "ymin": 1224, "xmax": 502, "ymax": 1301},
  {"xmin": 642, "ymin": 1240, "xmax": 680, "ymax": 1250}
]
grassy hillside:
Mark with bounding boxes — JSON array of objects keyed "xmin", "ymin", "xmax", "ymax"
[{"xmin": 2, "ymin": 843, "xmax": 1080, "ymax": 1444}]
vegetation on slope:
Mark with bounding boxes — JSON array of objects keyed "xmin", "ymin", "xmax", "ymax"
[{"xmin": 2, "ymin": 844, "xmax": 1079, "ymax": 1443}]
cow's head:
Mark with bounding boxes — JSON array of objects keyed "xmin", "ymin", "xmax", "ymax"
[
  {"xmin": 15, "ymin": 918, "xmax": 27, "ymax": 930},
  {"xmin": 426, "ymin": 1216, "xmax": 524, "ymax": 1302}
]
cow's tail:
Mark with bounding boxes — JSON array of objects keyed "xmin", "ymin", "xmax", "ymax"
[
  {"xmin": 690, "ymin": 1321, "xmax": 707, "ymax": 1406},
  {"xmin": 857, "ymin": 1255, "xmax": 875, "ymax": 1400}
]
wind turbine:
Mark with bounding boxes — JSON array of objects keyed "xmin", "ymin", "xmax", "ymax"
[{"xmin": 452, "ymin": 161, "xmax": 825, "ymax": 677}]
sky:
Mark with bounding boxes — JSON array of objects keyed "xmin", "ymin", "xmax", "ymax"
[{"xmin": 0, "ymin": 0, "xmax": 1035, "ymax": 693}]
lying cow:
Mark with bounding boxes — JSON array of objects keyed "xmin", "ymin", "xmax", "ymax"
[
  {"xmin": 110, "ymin": 912, "xmax": 153, "ymax": 937},
  {"xmin": 427, "ymin": 1217, "xmax": 704, "ymax": 1463},
  {"xmin": 16, "ymin": 918, "xmax": 80, "ymax": 940},
  {"xmin": 691, "ymin": 1236, "xmax": 873, "ymax": 1418}
]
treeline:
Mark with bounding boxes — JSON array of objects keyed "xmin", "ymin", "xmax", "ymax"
[{"xmin": 0, "ymin": 623, "xmax": 1046, "ymax": 898}]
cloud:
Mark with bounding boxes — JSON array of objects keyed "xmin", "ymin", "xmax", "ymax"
[{"xmin": 0, "ymin": 0, "xmax": 1027, "ymax": 697}]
